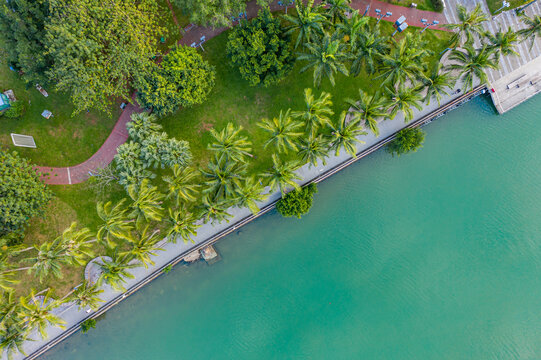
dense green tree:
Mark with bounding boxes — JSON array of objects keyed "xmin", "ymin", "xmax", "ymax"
[
  {"xmin": 22, "ymin": 237, "xmax": 66, "ymax": 282},
  {"xmin": 57, "ymin": 222, "xmax": 95, "ymax": 266},
  {"xmin": 136, "ymin": 45, "xmax": 215, "ymax": 116},
  {"xmin": 201, "ymin": 156, "xmax": 247, "ymax": 201},
  {"xmin": 520, "ymin": 14, "xmax": 541, "ymax": 49},
  {"xmin": 127, "ymin": 113, "xmax": 163, "ymax": 144},
  {"xmin": 258, "ymin": 109, "xmax": 303, "ymax": 154},
  {"xmin": 264, "ymin": 154, "xmax": 302, "ymax": 195},
  {"xmin": 208, "ymin": 123, "xmax": 253, "ymax": 162},
  {"xmin": 447, "ymin": 45, "xmax": 499, "ymax": 91},
  {"xmin": 18, "ymin": 289, "xmax": 65, "ymax": 339},
  {"xmin": 291, "ymin": 88, "xmax": 334, "ymax": 137},
  {"xmin": 386, "ymin": 85, "xmax": 424, "ymax": 123},
  {"xmin": 328, "ymin": 111, "xmax": 367, "ymax": 157},
  {"xmin": 0, "ymin": 0, "xmax": 51, "ymax": 84},
  {"xmin": 96, "ymin": 200, "xmax": 133, "ymax": 247},
  {"xmin": 227, "ymin": 8, "xmax": 294, "ymax": 86},
  {"xmin": 120, "ymin": 225, "xmax": 163, "ymax": 269},
  {"xmin": 164, "ymin": 165, "xmax": 200, "ymax": 204},
  {"xmin": 198, "ymin": 196, "xmax": 233, "ymax": 224},
  {"xmin": 114, "ymin": 141, "xmax": 155, "ymax": 189},
  {"xmin": 45, "ymin": 0, "xmax": 162, "ymax": 114},
  {"xmin": 276, "ymin": 183, "xmax": 318, "ymax": 218},
  {"xmin": 81, "ymin": 318, "xmax": 97, "ymax": 333},
  {"xmin": 298, "ymin": 32, "xmax": 349, "ymax": 87},
  {"xmin": 173, "ymin": 0, "xmax": 247, "ymax": 28},
  {"xmin": 421, "ymin": 63, "xmax": 455, "ymax": 106},
  {"xmin": 336, "ymin": 9, "xmax": 370, "ymax": 45},
  {"xmin": 386, "ymin": 127, "xmax": 426, "ymax": 156},
  {"xmin": 445, "ymin": 4, "xmax": 488, "ymax": 46},
  {"xmin": 127, "ymin": 179, "xmax": 165, "ymax": 227},
  {"xmin": 345, "ymin": 90, "xmax": 388, "ymax": 136},
  {"xmin": 297, "ymin": 135, "xmax": 330, "ymax": 167},
  {"xmin": 486, "ymin": 27, "xmax": 520, "ymax": 61},
  {"xmin": 65, "ymin": 281, "xmax": 104, "ymax": 311},
  {"xmin": 97, "ymin": 253, "xmax": 138, "ymax": 292},
  {"xmin": 283, "ymin": 0, "xmax": 326, "ymax": 49},
  {"xmin": 0, "ymin": 150, "xmax": 52, "ymax": 237},
  {"xmin": 323, "ymin": 0, "xmax": 351, "ymax": 24}
]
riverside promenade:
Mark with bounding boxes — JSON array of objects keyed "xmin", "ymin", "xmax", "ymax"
[
  {"xmin": 9, "ymin": 79, "xmax": 489, "ymax": 360},
  {"xmin": 443, "ymin": 0, "xmax": 541, "ymax": 113}
]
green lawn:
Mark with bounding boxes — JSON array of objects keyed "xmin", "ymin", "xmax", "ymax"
[
  {"xmin": 485, "ymin": 0, "xmax": 530, "ymax": 14},
  {"xmin": 382, "ymin": 0, "xmax": 440, "ymax": 13},
  {"xmin": 0, "ymin": 55, "xmax": 120, "ymax": 167},
  {"xmin": 159, "ymin": 21, "xmax": 452, "ymax": 176}
]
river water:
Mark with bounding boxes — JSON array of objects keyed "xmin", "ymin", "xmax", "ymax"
[{"xmin": 43, "ymin": 95, "xmax": 541, "ymax": 360}]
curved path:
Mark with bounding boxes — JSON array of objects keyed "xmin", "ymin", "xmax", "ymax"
[{"xmin": 36, "ymin": 0, "xmax": 447, "ymax": 185}]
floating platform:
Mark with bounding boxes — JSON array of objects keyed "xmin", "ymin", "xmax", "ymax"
[{"xmin": 200, "ymin": 245, "xmax": 220, "ymax": 265}]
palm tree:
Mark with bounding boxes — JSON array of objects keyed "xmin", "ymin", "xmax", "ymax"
[
  {"xmin": 18, "ymin": 289, "xmax": 66, "ymax": 339},
  {"xmin": 23, "ymin": 238, "xmax": 66, "ymax": 282},
  {"xmin": 328, "ymin": 111, "xmax": 367, "ymax": 157},
  {"xmin": 345, "ymin": 90, "xmax": 388, "ymax": 136},
  {"xmin": 63, "ymin": 281, "xmax": 104, "ymax": 311},
  {"xmin": 350, "ymin": 28, "xmax": 389, "ymax": 76},
  {"xmin": 376, "ymin": 34, "xmax": 427, "ymax": 87},
  {"xmin": 166, "ymin": 207, "xmax": 201, "ymax": 243},
  {"xmin": 447, "ymin": 45, "xmax": 499, "ymax": 91},
  {"xmin": 291, "ymin": 88, "xmax": 334, "ymax": 137},
  {"xmin": 519, "ymin": 14, "xmax": 541, "ymax": 49},
  {"xmin": 486, "ymin": 26, "xmax": 520, "ymax": 61},
  {"xmin": 0, "ymin": 271, "xmax": 18, "ymax": 294},
  {"xmin": 263, "ymin": 154, "xmax": 302, "ymax": 195},
  {"xmin": 163, "ymin": 165, "xmax": 200, "ymax": 204},
  {"xmin": 234, "ymin": 177, "xmax": 268, "ymax": 214},
  {"xmin": 208, "ymin": 123, "xmax": 253, "ymax": 162},
  {"xmin": 336, "ymin": 9, "xmax": 368, "ymax": 44},
  {"xmin": 198, "ymin": 195, "xmax": 233, "ymax": 224},
  {"xmin": 445, "ymin": 4, "xmax": 488, "ymax": 46},
  {"xmin": 297, "ymin": 135, "xmax": 330, "ymax": 167},
  {"xmin": 127, "ymin": 178, "xmax": 165, "ymax": 227},
  {"xmin": 386, "ymin": 85, "xmax": 424, "ymax": 123},
  {"xmin": 0, "ymin": 323, "xmax": 27, "ymax": 359},
  {"xmin": 200, "ymin": 156, "xmax": 246, "ymax": 201},
  {"xmin": 96, "ymin": 199, "xmax": 133, "ymax": 247},
  {"xmin": 58, "ymin": 222, "xmax": 95, "ymax": 266},
  {"xmin": 120, "ymin": 226, "xmax": 163, "ymax": 269},
  {"xmin": 324, "ymin": 0, "xmax": 351, "ymax": 24},
  {"xmin": 298, "ymin": 32, "xmax": 349, "ymax": 87},
  {"xmin": 421, "ymin": 63, "xmax": 455, "ymax": 106},
  {"xmin": 258, "ymin": 109, "xmax": 303, "ymax": 154},
  {"xmin": 283, "ymin": 0, "xmax": 327, "ymax": 49},
  {"xmin": 97, "ymin": 253, "xmax": 138, "ymax": 292}
]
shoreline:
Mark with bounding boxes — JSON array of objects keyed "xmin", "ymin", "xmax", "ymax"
[{"xmin": 17, "ymin": 84, "xmax": 488, "ymax": 360}]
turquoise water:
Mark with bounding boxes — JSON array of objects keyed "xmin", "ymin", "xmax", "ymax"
[{"xmin": 45, "ymin": 96, "xmax": 541, "ymax": 360}]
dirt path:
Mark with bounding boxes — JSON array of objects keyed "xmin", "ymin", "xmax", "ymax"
[{"xmin": 35, "ymin": 0, "xmax": 447, "ymax": 185}]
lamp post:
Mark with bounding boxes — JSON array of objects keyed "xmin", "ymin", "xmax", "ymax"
[
  {"xmin": 375, "ymin": 9, "xmax": 392, "ymax": 25},
  {"xmin": 492, "ymin": 0, "xmax": 510, "ymax": 19},
  {"xmin": 363, "ymin": 4, "xmax": 370, "ymax": 17},
  {"xmin": 516, "ymin": 0, "xmax": 537, "ymax": 14},
  {"xmin": 420, "ymin": 19, "xmax": 439, "ymax": 33}
]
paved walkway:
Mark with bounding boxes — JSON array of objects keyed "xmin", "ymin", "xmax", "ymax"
[{"xmin": 34, "ymin": 0, "xmax": 447, "ymax": 185}]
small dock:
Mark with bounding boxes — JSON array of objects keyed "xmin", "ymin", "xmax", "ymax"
[{"xmin": 200, "ymin": 245, "xmax": 221, "ymax": 265}]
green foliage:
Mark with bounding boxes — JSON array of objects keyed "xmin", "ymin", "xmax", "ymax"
[
  {"xmin": 276, "ymin": 183, "xmax": 318, "ymax": 218},
  {"xmin": 0, "ymin": 0, "xmax": 51, "ymax": 84},
  {"xmin": 162, "ymin": 264, "xmax": 173, "ymax": 273},
  {"xmin": 227, "ymin": 8, "xmax": 295, "ymax": 87},
  {"xmin": 386, "ymin": 127, "xmax": 426, "ymax": 156},
  {"xmin": 0, "ymin": 149, "xmax": 52, "ymax": 237},
  {"xmin": 430, "ymin": 0, "xmax": 444, "ymax": 12},
  {"xmin": 3, "ymin": 101, "xmax": 26, "ymax": 119},
  {"xmin": 173, "ymin": 0, "xmax": 245, "ymax": 27},
  {"xmin": 136, "ymin": 45, "xmax": 215, "ymax": 116},
  {"xmin": 45, "ymin": 0, "xmax": 163, "ymax": 114},
  {"xmin": 81, "ymin": 318, "xmax": 96, "ymax": 333}
]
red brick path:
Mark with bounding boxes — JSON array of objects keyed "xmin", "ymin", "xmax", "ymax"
[{"xmin": 36, "ymin": 0, "xmax": 448, "ymax": 185}]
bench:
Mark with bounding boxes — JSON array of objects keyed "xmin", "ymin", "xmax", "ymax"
[{"xmin": 507, "ymin": 74, "xmax": 526, "ymax": 89}]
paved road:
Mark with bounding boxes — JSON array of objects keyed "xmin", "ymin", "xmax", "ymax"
[{"xmin": 34, "ymin": 0, "xmax": 446, "ymax": 185}]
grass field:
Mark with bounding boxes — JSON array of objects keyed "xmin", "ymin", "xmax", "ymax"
[{"xmin": 485, "ymin": 0, "xmax": 530, "ymax": 13}]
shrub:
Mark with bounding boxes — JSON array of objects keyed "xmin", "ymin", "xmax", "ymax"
[
  {"xmin": 386, "ymin": 127, "xmax": 426, "ymax": 157},
  {"xmin": 0, "ymin": 149, "xmax": 52, "ymax": 237},
  {"xmin": 276, "ymin": 183, "xmax": 318, "ymax": 219},
  {"xmin": 81, "ymin": 318, "xmax": 96, "ymax": 333},
  {"xmin": 4, "ymin": 101, "xmax": 25, "ymax": 118},
  {"xmin": 136, "ymin": 45, "xmax": 215, "ymax": 116},
  {"xmin": 430, "ymin": 0, "xmax": 444, "ymax": 12},
  {"xmin": 227, "ymin": 7, "xmax": 295, "ymax": 87}
]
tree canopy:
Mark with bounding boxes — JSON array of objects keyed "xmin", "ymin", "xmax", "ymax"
[
  {"xmin": 45, "ymin": 0, "xmax": 163, "ymax": 114},
  {"xmin": 136, "ymin": 45, "xmax": 215, "ymax": 116},
  {"xmin": 0, "ymin": 149, "xmax": 52, "ymax": 237},
  {"xmin": 276, "ymin": 183, "xmax": 318, "ymax": 218},
  {"xmin": 386, "ymin": 127, "xmax": 426, "ymax": 156},
  {"xmin": 227, "ymin": 7, "xmax": 295, "ymax": 87}
]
